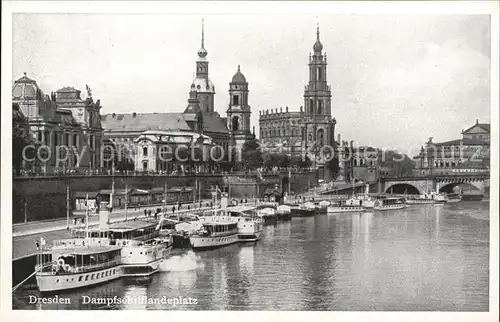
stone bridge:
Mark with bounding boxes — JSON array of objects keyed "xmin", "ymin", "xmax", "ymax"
[{"xmin": 382, "ymin": 173, "xmax": 489, "ymax": 195}]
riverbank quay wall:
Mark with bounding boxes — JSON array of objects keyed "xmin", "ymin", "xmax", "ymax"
[{"xmin": 12, "ymin": 172, "xmax": 317, "ymax": 223}]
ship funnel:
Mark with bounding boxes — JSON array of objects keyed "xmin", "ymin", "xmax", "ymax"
[
  {"xmin": 99, "ymin": 201, "xmax": 110, "ymax": 230},
  {"xmin": 365, "ymin": 183, "xmax": 370, "ymax": 195}
]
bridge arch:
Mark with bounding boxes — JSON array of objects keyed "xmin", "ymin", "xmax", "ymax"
[
  {"xmin": 438, "ymin": 181, "xmax": 483, "ymax": 193},
  {"xmin": 385, "ymin": 183, "xmax": 421, "ymax": 195}
]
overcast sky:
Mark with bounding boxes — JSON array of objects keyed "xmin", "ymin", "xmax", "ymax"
[{"xmin": 12, "ymin": 13, "xmax": 491, "ymax": 154}]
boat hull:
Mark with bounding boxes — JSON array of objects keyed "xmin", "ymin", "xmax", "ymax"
[
  {"xmin": 373, "ymin": 204, "xmax": 406, "ymax": 211},
  {"xmin": 261, "ymin": 216, "xmax": 277, "ymax": 225},
  {"xmin": 190, "ymin": 233, "xmax": 239, "ymax": 250},
  {"xmin": 446, "ymin": 198, "xmax": 462, "ymax": 203},
  {"xmin": 327, "ymin": 206, "xmax": 366, "ymax": 213},
  {"xmin": 315, "ymin": 207, "xmax": 328, "ymax": 215},
  {"xmin": 172, "ymin": 233, "xmax": 191, "ymax": 248},
  {"xmin": 276, "ymin": 213, "xmax": 292, "ymax": 221},
  {"xmin": 461, "ymin": 194, "xmax": 483, "ymax": 201},
  {"xmin": 121, "ymin": 258, "xmax": 163, "ymax": 278},
  {"xmin": 36, "ymin": 266, "xmax": 121, "ymax": 293},
  {"xmin": 290, "ymin": 208, "xmax": 316, "ymax": 217},
  {"xmin": 407, "ymin": 199, "xmax": 436, "ymax": 204},
  {"xmin": 238, "ymin": 231, "xmax": 262, "ymax": 242}
]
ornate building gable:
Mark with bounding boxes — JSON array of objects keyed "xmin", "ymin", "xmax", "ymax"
[{"xmin": 54, "ymin": 85, "xmax": 102, "ymax": 131}]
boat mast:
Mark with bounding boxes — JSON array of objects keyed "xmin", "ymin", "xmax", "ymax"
[
  {"xmin": 110, "ymin": 164, "xmax": 115, "ymax": 209},
  {"xmin": 66, "ymin": 184, "xmax": 70, "ymax": 230},
  {"xmin": 85, "ymin": 193, "xmax": 89, "ymax": 241},
  {"xmin": 198, "ymin": 178, "xmax": 201, "ymax": 208},
  {"xmin": 288, "ymin": 167, "xmax": 291, "ymax": 198},
  {"xmin": 163, "ymin": 181, "xmax": 167, "ymax": 215},
  {"xmin": 124, "ymin": 184, "xmax": 128, "ymax": 221}
]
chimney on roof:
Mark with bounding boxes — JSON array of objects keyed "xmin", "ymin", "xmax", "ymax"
[
  {"xmin": 112, "ymin": 113, "xmax": 116, "ymax": 118},
  {"xmin": 300, "ymin": 106, "xmax": 303, "ymax": 113},
  {"xmin": 280, "ymin": 107, "xmax": 283, "ymax": 113},
  {"xmin": 476, "ymin": 119, "xmax": 479, "ymax": 124},
  {"xmin": 286, "ymin": 106, "xmax": 289, "ymax": 112},
  {"xmin": 133, "ymin": 112, "xmax": 137, "ymax": 117}
]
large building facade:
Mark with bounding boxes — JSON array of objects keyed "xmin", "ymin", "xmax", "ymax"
[
  {"xmin": 101, "ymin": 21, "xmax": 253, "ymax": 172},
  {"xmin": 259, "ymin": 26, "xmax": 337, "ymax": 181},
  {"xmin": 413, "ymin": 120, "xmax": 491, "ymax": 176},
  {"xmin": 12, "ymin": 73, "xmax": 104, "ymax": 174}
]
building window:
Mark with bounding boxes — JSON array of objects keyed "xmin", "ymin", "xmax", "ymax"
[
  {"xmin": 232, "ymin": 116, "xmax": 239, "ymax": 131},
  {"xmin": 143, "ymin": 146, "xmax": 148, "ymax": 157},
  {"xmin": 317, "ymin": 67, "xmax": 322, "ymax": 81},
  {"xmin": 317, "ymin": 100, "xmax": 322, "ymax": 114},
  {"xmin": 73, "ymin": 134, "xmax": 78, "ymax": 147},
  {"xmin": 232, "ymin": 95, "xmax": 239, "ymax": 105},
  {"xmin": 89, "ymin": 135, "xmax": 94, "ymax": 149},
  {"xmin": 143, "ymin": 161, "xmax": 148, "ymax": 171},
  {"xmin": 309, "ymin": 99, "xmax": 314, "ymax": 114}
]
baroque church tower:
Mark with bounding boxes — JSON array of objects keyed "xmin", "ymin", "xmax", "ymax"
[
  {"xmin": 227, "ymin": 65, "xmax": 253, "ymax": 150},
  {"xmin": 302, "ymin": 25, "xmax": 337, "ymax": 180},
  {"xmin": 192, "ymin": 19, "xmax": 216, "ymax": 114}
]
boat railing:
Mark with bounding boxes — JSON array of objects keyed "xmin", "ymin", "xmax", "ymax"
[
  {"xmin": 37, "ymin": 259, "xmax": 121, "ymax": 275},
  {"xmin": 52, "ymin": 238, "xmax": 111, "ymax": 249}
]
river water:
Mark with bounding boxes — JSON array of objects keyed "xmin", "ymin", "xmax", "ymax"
[{"xmin": 13, "ymin": 201, "xmax": 489, "ymax": 311}]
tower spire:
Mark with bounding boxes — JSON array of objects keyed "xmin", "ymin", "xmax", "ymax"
[
  {"xmin": 313, "ymin": 22, "xmax": 323, "ymax": 53},
  {"xmin": 197, "ymin": 18, "xmax": 208, "ymax": 59},
  {"xmin": 201, "ymin": 18, "xmax": 205, "ymax": 48}
]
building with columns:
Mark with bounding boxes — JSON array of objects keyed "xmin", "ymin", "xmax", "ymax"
[
  {"xmin": 259, "ymin": 26, "xmax": 337, "ymax": 181},
  {"xmin": 12, "ymin": 73, "xmax": 103, "ymax": 174}
]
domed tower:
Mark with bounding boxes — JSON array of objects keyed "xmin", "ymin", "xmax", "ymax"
[
  {"xmin": 184, "ymin": 83, "xmax": 203, "ymax": 133},
  {"xmin": 192, "ymin": 19, "xmax": 215, "ymax": 114},
  {"xmin": 227, "ymin": 65, "xmax": 253, "ymax": 150}
]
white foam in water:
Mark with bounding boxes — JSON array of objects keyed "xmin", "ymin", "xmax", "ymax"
[{"xmin": 159, "ymin": 251, "xmax": 205, "ymax": 272}]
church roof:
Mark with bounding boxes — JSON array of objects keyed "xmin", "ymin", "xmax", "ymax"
[
  {"xmin": 102, "ymin": 112, "xmax": 229, "ymax": 134},
  {"xmin": 201, "ymin": 112, "xmax": 229, "ymax": 134},
  {"xmin": 101, "ymin": 113, "xmax": 192, "ymax": 132},
  {"xmin": 192, "ymin": 77, "xmax": 215, "ymax": 93},
  {"xmin": 231, "ymin": 65, "xmax": 247, "ymax": 84}
]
